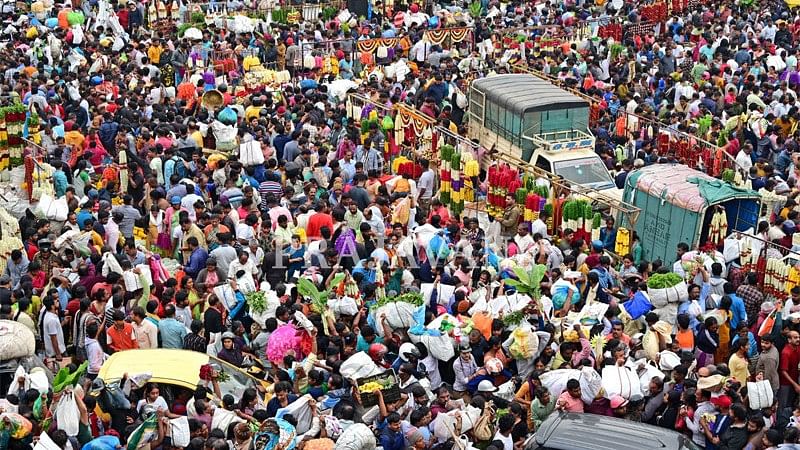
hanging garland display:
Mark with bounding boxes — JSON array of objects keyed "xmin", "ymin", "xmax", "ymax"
[
  {"xmin": 28, "ymin": 113, "xmax": 40, "ymax": 146},
  {"xmin": 639, "ymin": 3, "xmax": 668, "ymax": 23},
  {"xmin": 423, "ymin": 27, "xmax": 473, "ymax": 46},
  {"xmin": 356, "ymin": 37, "xmax": 402, "ymax": 53}
]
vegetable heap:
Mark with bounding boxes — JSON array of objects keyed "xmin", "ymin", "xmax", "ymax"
[{"xmin": 646, "ymin": 273, "xmax": 684, "ymax": 289}]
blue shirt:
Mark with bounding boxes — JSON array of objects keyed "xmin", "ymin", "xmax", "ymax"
[
  {"xmin": 158, "ymin": 318, "xmax": 187, "ymax": 349},
  {"xmin": 76, "ymin": 208, "xmax": 94, "ymax": 230},
  {"xmin": 729, "ymin": 293, "xmax": 748, "ymax": 330},
  {"xmin": 184, "ymin": 247, "xmax": 208, "ymax": 278},
  {"xmin": 379, "ymin": 429, "xmax": 404, "ymax": 450}
]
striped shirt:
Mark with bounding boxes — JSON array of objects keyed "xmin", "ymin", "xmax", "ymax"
[{"xmin": 259, "ymin": 181, "xmax": 283, "ymax": 211}]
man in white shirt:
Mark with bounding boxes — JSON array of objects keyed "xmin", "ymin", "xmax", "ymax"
[
  {"xmin": 131, "ymin": 306, "xmax": 158, "ymax": 349},
  {"xmin": 417, "ymin": 160, "xmax": 435, "ymax": 217},
  {"xmin": 514, "ymin": 223, "xmax": 535, "ymax": 253},
  {"xmin": 530, "ymin": 210, "xmax": 550, "ymax": 239},
  {"xmin": 736, "ymin": 144, "xmax": 754, "ymax": 173},
  {"xmin": 42, "ymin": 298, "xmax": 66, "ymax": 361}
]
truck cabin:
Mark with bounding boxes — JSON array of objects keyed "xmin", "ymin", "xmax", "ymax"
[{"xmin": 468, "ymin": 74, "xmax": 615, "ymax": 191}]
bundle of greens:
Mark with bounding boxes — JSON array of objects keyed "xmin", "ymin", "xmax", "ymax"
[
  {"xmin": 646, "ymin": 273, "xmax": 684, "ymax": 289},
  {"xmin": 245, "ymin": 291, "xmax": 267, "ymax": 314},
  {"xmin": 53, "ymin": 362, "xmax": 88, "ymax": 393},
  {"xmin": 372, "ymin": 292, "xmax": 424, "ymax": 309},
  {"xmin": 502, "ymin": 310, "xmax": 525, "ymax": 327},
  {"xmin": 297, "ymin": 273, "xmax": 345, "ymax": 313}
]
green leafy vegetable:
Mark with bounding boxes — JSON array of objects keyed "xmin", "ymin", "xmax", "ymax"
[
  {"xmin": 246, "ymin": 291, "xmax": 267, "ymax": 314},
  {"xmin": 373, "ymin": 292, "xmax": 424, "ymax": 309},
  {"xmin": 647, "ymin": 273, "xmax": 684, "ymax": 289},
  {"xmin": 53, "ymin": 362, "xmax": 88, "ymax": 393}
]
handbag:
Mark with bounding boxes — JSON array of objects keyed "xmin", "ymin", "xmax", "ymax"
[{"xmin": 472, "ymin": 403, "xmax": 494, "ymax": 441}]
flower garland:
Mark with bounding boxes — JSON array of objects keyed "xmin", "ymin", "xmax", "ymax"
[
  {"xmin": 356, "ymin": 37, "xmax": 402, "ymax": 53},
  {"xmin": 486, "ymin": 164, "xmax": 521, "ymax": 218},
  {"xmin": 3, "ymin": 103, "xmax": 26, "ymax": 169},
  {"xmin": 423, "ymin": 28, "xmax": 472, "ymax": 46}
]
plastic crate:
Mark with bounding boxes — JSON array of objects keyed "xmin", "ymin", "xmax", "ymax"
[{"xmin": 357, "ymin": 369, "xmax": 400, "ymax": 408}]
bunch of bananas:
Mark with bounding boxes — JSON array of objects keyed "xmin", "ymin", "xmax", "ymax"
[{"xmin": 359, "ymin": 382, "xmax": 383, "ymax": 394}]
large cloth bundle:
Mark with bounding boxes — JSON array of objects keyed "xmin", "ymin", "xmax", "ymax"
[
  {"xmin": 408, "ymin": 334, "xmax": 454, "ymax": 361},
  {"xmin": 432, "ymin": 405, "xmax": 481, "ymax": 440},
  {"xmin": 540, "ymin": 369, "xmax": 579, "ymax": 398},
  {"xmin": 339, "ymin": 352, "xmax": 381, "ymax": 381},
  {"xmin": 602, "ymin": 365, "xmax": 643, "ymax": 401},
  {"xmin": 239, "ymin": 140, "xmax": 264, "ymax": 166},
  {"xmin": 648, "ymin": 281, "xmax": 688, "ymax": 308},
  {"xmin": 372, "ymin": 302, "xmax": 417, "ymax": 337},
  {"xmin": 0, "ymin": 320, "xmax": 35, "ymax": 360}
]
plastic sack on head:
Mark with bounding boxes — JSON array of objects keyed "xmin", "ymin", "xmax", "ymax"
[
  {"xmin": 253, "ymin": 418, "xmax": 296, "ymax": 450},
  {"xmin": 82, "ymin": 435, "xmax": 121, "ymax": 450},
  {"xmin": 277, "ymin": 394, "xmax": 314, "ymax": 434},
  {"xmin": 339, "ymin": 352, "xmax": 381, "ymax": 381},
  {"xmin": 1, "ymin": 412, "xmax": 32, "ymax": 440}
]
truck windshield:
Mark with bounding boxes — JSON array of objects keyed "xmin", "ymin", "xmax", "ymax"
[{"xmin": 553, "ymin": 157, "xmax": 615, "ymax": 190}]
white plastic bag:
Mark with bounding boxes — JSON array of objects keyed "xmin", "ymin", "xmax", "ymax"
[
  {"xmin": 211, "ymin": 407, "xmax": 245, "ymax": 433},
  {"xmin": 34, "ymin": 431, "xmax": 62, "ymax": 450},
  {"xmin": 55, "ymin": 391, "xmax": 80, "ymax": 436},
  {"xmin": 29, "ymin": 368, "xmax": 50, "ymax": 394},
  {"xmin": 578, "ymin": 366, "xmax": 602, "ymax": 404},
  {"xmin": 748, "ymin": 380, "xmax": 774, "ymax": 410},
  {"xmin": 239, "ymin": 140, "xmax": 264, "ymax": 166},
  {"xmin": 7, "ymin": 365, "xmax": 28, "ymax": 396},
  {"xmin": 277, "ymin": 394, "xmax": 314, "ymax": 433},
  {"xmin": 170, "ymin": 416, "xmax": 191, "ymax": 447}
]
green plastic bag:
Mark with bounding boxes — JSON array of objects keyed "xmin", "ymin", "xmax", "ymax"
[
  {"xmin": 67, "ymin": 10, "xmax": 85, "ymax": 25},
  {"xmin": 382, "ymin": 115, "xmax": 394, "ymax": 131}
]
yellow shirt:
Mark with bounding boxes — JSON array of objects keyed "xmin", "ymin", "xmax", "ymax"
[
  {"xmin": 729, "ymin": 352, "xmax": 749, "ymax": 383},
  {"xmin": 148, "ymin": 45, "xmax": 163, "ymax": 65},
  {"xmin": 190, "ymin": 130, "xmax": 204, "ymax": 148}
]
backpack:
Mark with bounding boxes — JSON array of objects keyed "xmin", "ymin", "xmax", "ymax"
[{"xmin": 171, "ymin": 155, "xmax": 189, "ymax": 180}]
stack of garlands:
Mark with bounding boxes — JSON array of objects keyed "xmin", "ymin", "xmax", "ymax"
[
  {"xmin": 5, "ymin": 103, "xmax": 26, "ymax": 167},
  {"xmin": 486, "ymin": 163, "xmax": 521, "ymax": 217}
]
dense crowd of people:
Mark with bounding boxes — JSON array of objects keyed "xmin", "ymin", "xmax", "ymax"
[{"xmin": 7, "ymin": 0, "xmax": 800, "ymax": 449}]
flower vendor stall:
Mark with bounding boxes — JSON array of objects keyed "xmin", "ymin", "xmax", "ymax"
[{"xmin": 345, "ymin": 93, "xmax": 437, "ymax": 164}]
